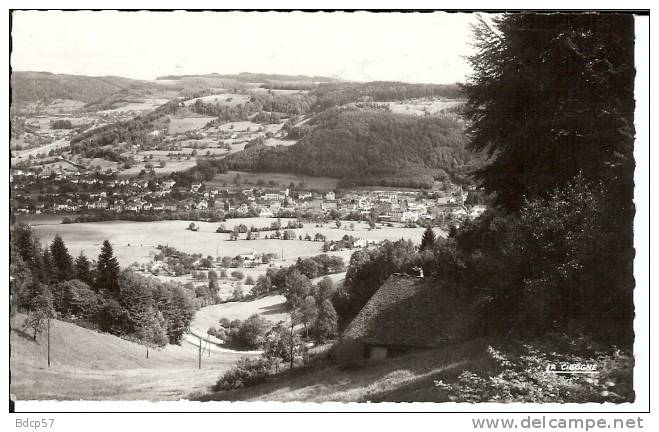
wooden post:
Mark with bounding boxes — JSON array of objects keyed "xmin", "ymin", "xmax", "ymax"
[
  {"xmin": 289, "ymin": 319, "xmax": 294, "ymax": 370},
  {"xmin": 47, "ymin": 316, "xmax": 51, "ymax": 367},
  {"xmin": 198, "ymin": 336, "xmax": 202, "ymax": 369}
]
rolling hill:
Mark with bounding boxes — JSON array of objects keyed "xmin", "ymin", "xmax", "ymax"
[
  {"xmin": 157, "ymin": 72, "xmax": 341, "ymax": 84},
  {"xmin": 226, "ymin": 108, "xmax": 484, "ymax": 188},
  {"xmin": 10, "ymin": 71, "xmax": 167, "ymax": 106}
]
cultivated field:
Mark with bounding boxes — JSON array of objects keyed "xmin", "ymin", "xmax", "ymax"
[
  {"xmin": 248, "ymin": 88, "xmax": 310, "ymax": 96},
  {"xmin": 11, "ymin": 138, "xmax": 70, "ymax": 164},
  {"xmin": 168, "ymin": 116, "xmax": 215, "ymax": 133},
  {"xmin": 117, "ymin": 159, "xmax": 198, "ymax": 177},
  {"xmin": 216, "ymin": 121, "xmax": 262, "ymax": 132},
  {"xmin": 98, "ymin": 98, "xmax": 171, "ymax": 114},
  {"xmin": 183, "ymin": 93, "xmax": 251, "ymax": 107},
  {"xmin": 264, "ymin": 137, "xmax": 296, "ymax": 147},
  {"xmin": 32, "ymin": 219, "xmax": 438, "ymax": 267},
  {"xmin": 382, "ymin": 98, "xmax": 466, "ymax": 116},
  {"xmin": 10, "ymin": 315, "xmax": 256, "ymax": 401}
]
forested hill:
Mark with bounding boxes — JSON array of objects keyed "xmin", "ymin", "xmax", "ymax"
[
  {"xmin": 310, "ymin": 82, "xmax": 462, "ymax": 112},
  {"xmin": 11, "ymin": 71, "xmax": 163, "ymax": 105},
  {"xmin": 226, "ymin": 108, "xmax": 484, "ymax": 188}
]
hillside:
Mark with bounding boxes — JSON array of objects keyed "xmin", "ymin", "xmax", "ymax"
[
  {"xmin": 226, "ymin": 108, "xmax": 484, "ymax": 188},
  {"xmin": 11, "ymin": 71, "xmax": 166, "ymax": 106},
  {"xmin": 196, "ymin": 338, "xmax": 490, "ymax": 402},
  {"xmin": 10, "ymin": 314, "xmax": 257, "ymax": 400},
  {"xmin": 310, "ymin": 81, "xmax": 463, "ymax": 112}
]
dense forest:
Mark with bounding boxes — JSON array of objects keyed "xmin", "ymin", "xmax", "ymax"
[
  {"xmin": 309, "ymin": 81, "xmax": 462, "ymax": 112},
  {"xmin": 226, "ymin": 108, "xmax": 483, "ymax": 188}
]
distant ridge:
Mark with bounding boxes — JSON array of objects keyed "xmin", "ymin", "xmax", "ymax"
[
  {"xmin": 11, "ymin": 71, "xmax": 163, "ymax": 105},
  {"xmin": 156, "ymin": 72, "xmax": 343, "ymax": 83}
]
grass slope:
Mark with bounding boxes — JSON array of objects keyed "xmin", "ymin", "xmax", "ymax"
[
  {"xmin": 10, "ymin": 315, "xmax": 256, "ymax": 401},
  {"xmin": 196, "ymin": 339, "xmax": 490, "ymax": 402}
]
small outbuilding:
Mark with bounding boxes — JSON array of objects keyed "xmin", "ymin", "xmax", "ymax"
[{"xmin": 341, "ymin": 273, "xmax": 472, "ymax": 361}]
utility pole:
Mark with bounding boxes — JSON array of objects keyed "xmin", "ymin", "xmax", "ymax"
[
  {"xmin": 289, "ymin": 316, "xmax": 294, "ymax": 370},
  {"xmin": 198, "ymin": 336, "xmax": 202, "ymax": 369},
  {"xmin": 47, "ymin": 315, "xmax": 51, "ymax": 367}
]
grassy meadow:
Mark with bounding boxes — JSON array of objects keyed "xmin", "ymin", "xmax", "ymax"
[
  {"xmin": 31, "ymin": 219, "xmax": 436, "ymax": 267},
  {"xmin": 168, "ymin": 116, "xmax": 215, "ymax": 133},
  {"xmin": 10, "ymin": 314, "xmax": 257, "ymax": 401}
]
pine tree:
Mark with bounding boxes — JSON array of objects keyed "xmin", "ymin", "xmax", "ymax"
[
  {"xmin": 420, "ymin": 226, "xmax": 436, "ymax": 251},
  {"xmin": 39, "ymin": 248, "xmax": 54, "ymax": 284},
  {"xmin": 463, "ymin": 14, "xmax": 635, "ymax": 211},
  {"xmin": 74, "ymin": 253, "xmax": 94, "ymax": 286},
  {"xmin": 96, "ymin": 240, "xmax": 120, "ymax": 296},
  {"xmin": 50, "ymin": 235, "xmax": 74, "ymax": 282}
]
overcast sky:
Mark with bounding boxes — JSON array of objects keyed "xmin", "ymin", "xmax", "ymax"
[{"xmin": 11, "ymin": 11, "xmax": 478, "ymax": 84}]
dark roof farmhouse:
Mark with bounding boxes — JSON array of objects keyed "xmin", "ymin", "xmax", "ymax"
[{"xmin": 342, "ymin": 273, "xmax": 473, "ymax": 360}]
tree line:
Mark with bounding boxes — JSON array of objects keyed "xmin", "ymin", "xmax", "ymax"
[
  {"xmin": 190, "ymin": 93, "xmax": 315, "ymax": 123},
  {"xmin": 310, "ymin": 81, "xmax": 462, "ymax": 112},
  {"xmin": 69, "ymin": 100, "xmax": 179, "ymax": 151},
  {"xmin": 10, "ymin": 224, "xmax": 195, "ymax": 351}
]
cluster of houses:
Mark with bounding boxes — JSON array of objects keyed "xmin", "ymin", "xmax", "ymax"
[{"xmin": 12, "ymin": 165, "xmax": 487, "ymax": 224}]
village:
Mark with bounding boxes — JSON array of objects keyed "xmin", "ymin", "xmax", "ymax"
[{"xmin": 10, "ymin": 164, "xmax": 487, "ymax": 225}]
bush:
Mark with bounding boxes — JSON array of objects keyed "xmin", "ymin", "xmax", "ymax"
[
  {"xmin": 214, "ymin": 357, "xmax": 275, "ymax": 390},
  {"xmin": 231, "ymin": 270, "xmax": 244, "ymax": 280},
  {"xmin": 50, "ymin": 279, "xmax": 103, "ymax": 319},
  {"xmin": 232, "ymin": 286, "xmax": 244, "ymax": 301},
  {"xmin": 97, "ymin": 298, "xmax": 130, "ymax": 335},
  {"xmin": 233, "ymin": 314, "xmax": 271, "ymax": 349},
  {"xmin": 433, "ymin": 335, "xmax": 634, "ymax": 403},
  {"xmin": 245, "ymin": 275, "xmax": 255, "ymax": 285}
]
